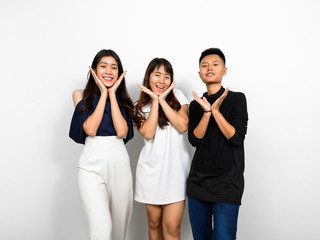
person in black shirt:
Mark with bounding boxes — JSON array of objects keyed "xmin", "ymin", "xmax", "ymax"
[{"xmin": 187, "ymin": 48, "xmax": 248, "ymax": 240}]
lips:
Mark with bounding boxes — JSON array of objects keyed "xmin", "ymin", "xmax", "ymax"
[
  {"xmin": 103, "ymin": 76, "xmax": 113, "ymax": 81},
  {"xmin": 156, "ymin": 85, "xmax": 165, "ymax": 90},
  {"xmin": 206, "ymin": 72, "xmax": 215, "ymax": 77}
]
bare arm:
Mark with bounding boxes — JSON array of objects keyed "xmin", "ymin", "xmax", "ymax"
[
  {"xmin": 211, "ymin": 88, "xmax": 235, "ymax": 140},
  {"xmin": 212, "ymin": 110, "xmax": 235, "ymax": 140},
  {"xmin": 160, "ymin": 101, "xmax": 189, "ymax": 133},
  {"xmin": 107, "ymin": 71, "xmax": 129, "ymax": 138},
  {"xmin": 82, "ymin": 67, "xmax": 108, "ymax": 137},
  {"xmin": 191, "ymin": 91, "xmax": 212, "ymax": 139},
  {"xmin": 158, "ymin": 82, "xmax": 189, "ymax": 133},
  {"xmin": 83, "ymin": 93, "xmax": 108, "ymax": 136},
  {"xmin": 137, "ymin": 84, "xmax": 159, "ymax": 140},
  {"xmin": 72, "ymin": 89, "xmax": 83, "ymax": 107}
]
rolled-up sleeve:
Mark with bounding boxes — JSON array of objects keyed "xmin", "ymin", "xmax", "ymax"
[
  {"xmin": 228, "ymin": 93, "xmax": 248, "ymax": 147},
  {"xmin": 188, "ymin": 101, "xmax": 202, "ymax": 147}
]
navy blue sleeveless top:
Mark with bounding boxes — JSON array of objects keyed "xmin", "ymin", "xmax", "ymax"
[{"xmin": 69, "ymin": 96, "xmax": 133, "ymax": 144}]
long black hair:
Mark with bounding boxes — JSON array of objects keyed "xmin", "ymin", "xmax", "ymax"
[
  {"xmin": 133, "ymin": 58, "xmax": 181, "ymax": 129},
  {"xmin": 81, "ymin": 49, "xmax": 133, "ymax": 118}
]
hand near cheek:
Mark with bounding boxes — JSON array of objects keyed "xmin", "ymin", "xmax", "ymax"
[
  {"xmin": 89, "ymin": 66, "xmax": 107, "ymax": 95},
  {"xmin": 138, "ymin": 84, "xmax": 158, "ymax": 101},
  {"xmin": 159, "ymin": 81, "xmax": 176, "ymax": 102},
  {"xmin": 108, "ymin": 70, "xmax": 127, "ymax": 95}
]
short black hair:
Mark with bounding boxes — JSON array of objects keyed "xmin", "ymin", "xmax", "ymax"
[{"xmin": 199, "ymin": 48, "xmax": 226, "ymax": 66}]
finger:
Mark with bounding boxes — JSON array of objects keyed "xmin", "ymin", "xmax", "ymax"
[
  {"xmin": 138, "ymin": 84, "xmax": 147, "ymax": 90},
  {"xmin": 203, "ymin": 97, "xmax": 210, "ymax": 105},
  {"xmin": 219, "ymin": 88, "xmax": 229, "ymax": 100},
  {"xmin": 89, "ymin": 66, "xmax": 99, "ymax": 81},
  {"xmin": 137, "ymin": 84, "xmax": 152, "ymax": 94},
  {"xmin": 118, "ymin": 70, "xmax": 127, "ymax": 82},
  {"xmin": 192, "ymin": 91, "xmax": 200, "ymax": 99},
  {"xmin": 164, "ymin": 82, "xmax": 175, "ymax": 95}
]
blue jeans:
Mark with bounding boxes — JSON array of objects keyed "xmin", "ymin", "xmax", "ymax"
[{"xmin": 188, "ymin": 197, "xmax": 239, "ymax": 240}]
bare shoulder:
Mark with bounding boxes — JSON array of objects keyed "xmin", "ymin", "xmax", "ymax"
[{"xmin": 72, "ymin": 89, "xmax": 84, "ymax": 107}]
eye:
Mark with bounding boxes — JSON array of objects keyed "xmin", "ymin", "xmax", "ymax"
[
  {"xmin": 214, "ymin": 64, "xmax": 218, "ymax": 66},
  {"xmin": 112, "ymin": 67, "xmax": 118, "ymax": 70}
]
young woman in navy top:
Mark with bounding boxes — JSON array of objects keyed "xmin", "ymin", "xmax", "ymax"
[{"xmin": 69, "ymin": 49, "xmax": 134, "ymax": 240}]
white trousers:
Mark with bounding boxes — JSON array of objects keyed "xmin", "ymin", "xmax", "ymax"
[{"xmin": 78, "ymin": 136, "xmax": 133, "ymax": 240}]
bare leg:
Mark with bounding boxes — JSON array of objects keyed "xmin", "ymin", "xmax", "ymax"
[
  {"xmin": 162, "ymin": 200, "xmax": 185, "ymax": 240},
  {"xmin": 145, "ymin": 204, "xmax": 164, "ymax": 240}
]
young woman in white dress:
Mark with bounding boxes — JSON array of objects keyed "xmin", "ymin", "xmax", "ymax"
[{"xmin": 133, "ymin": 58, "xmax": 190, "ymax": 240}]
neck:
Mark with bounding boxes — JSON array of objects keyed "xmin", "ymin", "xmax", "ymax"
[{"xmin": 206, "ymin": 83, "xmax": 222, "ymax": 95}]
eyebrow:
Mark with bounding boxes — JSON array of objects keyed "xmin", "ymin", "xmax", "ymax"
[
  {"xmin": 99, "ymin": 62, "xmax": 118, "ymax": 66},
  {"xmin": 201, "ymin": 60, "xmax": 219, "ymax": 65},
  {"xmin": 154, "ymin": 71, "xmax": 170, "ymax": 75}
]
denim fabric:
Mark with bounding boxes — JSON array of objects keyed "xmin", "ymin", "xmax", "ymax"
[{"xmin": 188, "ymin": 197, "xmax": 239, "ymax": 240}]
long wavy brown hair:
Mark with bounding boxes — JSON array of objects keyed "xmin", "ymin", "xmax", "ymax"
[
  {"xmin": 133, "ymin": 58, "xmax": 181, "ymax": 129},
  {"xmin": 81, "ymin": 49, "xmax": 133, "ymax": 118}
]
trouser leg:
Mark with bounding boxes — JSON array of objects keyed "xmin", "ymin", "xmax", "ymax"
[
  {"xmin": 107, "ymin": 150, "xmax": 133, "ymax": 240},
  {"xmin": 78, "ymin": 168, "xmax": 112, "ymax": 240},
  {"xmin": 188, "ymin": 197, "xmax": 212, "ymax": 240},
  {"xmin": 212, "ymin": 203, "xmax": 239, "ymax": 240}
]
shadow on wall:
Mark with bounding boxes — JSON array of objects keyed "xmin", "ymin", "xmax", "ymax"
[{"xmin": 50, "ymin": 102, "xmax": 87, "ymax": 240}]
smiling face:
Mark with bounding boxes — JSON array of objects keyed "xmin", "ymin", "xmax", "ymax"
[
  {"xmin": 95, "ymin": 56, "xmax": 119, "ymax": 88},
  {"xmin": 199, "ymin": 54, "xmax": 227, "ymax": 85},
  {"xmin": 149, "ymin": 65, "xmax": 171, "ymax": 96}
]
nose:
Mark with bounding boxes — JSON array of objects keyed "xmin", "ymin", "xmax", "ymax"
[
  {"xmin": 208, "ymin": 64, "xmax": 213, "ymax": 71},
  {"xmin": 159, "ymin": 76, "xmax": 165, "ymax": 83},
  {"xmin": 106, "ymin": 66, "xmax": 112, "ymax": 74}
]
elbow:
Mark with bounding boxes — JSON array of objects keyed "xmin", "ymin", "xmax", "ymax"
[
  {"xmin": 116, "ymin": 126, "xmax": 128, "ymax": 138},
  {"xmin": 116, "ymin": 130, "xmax": 127, "ymax": 138},
  {"xmin": 177, "ymin": 120, "xmax": 189, "ymax": 133},
  {"xmin": 83, "ymin": 123, "xmax": 97, "ymax": 137},
  {"xmin": 85, "ymin": 129, "xmax": 97, "ymax": 137},
  {"xmin": 144, "ymin": 133, "xmax": 155, "ymax": 140},
  {"xmin": 177, "ymin": 125, "xmax": 188, "ymax": 133},
  {"xmin": 188, "ymin": 133, "xmax": 201, "ymax": 147}
]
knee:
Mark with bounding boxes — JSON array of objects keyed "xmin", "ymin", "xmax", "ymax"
[
  {"xmin": 148, "ymin": 217, "xmax": 162, "ymax": 231},
  {"xmin": 164, "ymin": 221, "xmax": 181, "ymax": 237}
]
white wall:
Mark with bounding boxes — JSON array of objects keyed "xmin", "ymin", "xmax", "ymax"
[{"xmin": 1, "ymin": 0, "xmax": 320, "ymax": 239}]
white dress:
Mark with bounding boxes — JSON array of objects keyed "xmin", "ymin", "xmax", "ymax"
[{"xmin": 134, "ymin": 89, "xmax": 190, "ymax": 205}]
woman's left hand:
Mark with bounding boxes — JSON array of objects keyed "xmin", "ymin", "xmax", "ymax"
[
  {"xmin": 159, "ymin": 81, "xmax": 176, "ymax": 102},
  {"xmin": 108, "ymin": 70, "xmax": 127, "ymax": 95}
]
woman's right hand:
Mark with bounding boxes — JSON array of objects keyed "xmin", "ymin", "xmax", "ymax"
[
  {"xmin": 89, "ymin": 66, "xmax": 108, "ymax": 96},
  {"xmin": 138, "ymin": 84, "xmax": 158, "ymax": 102},
  {"xmin": 192, "ymin": 91, "xmax": 211, "ymax": 112}
]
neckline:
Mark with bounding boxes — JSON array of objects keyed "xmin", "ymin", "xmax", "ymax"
[{"xmin": 203, "ymin": 86, "xmax": 225, "ymax": 99}]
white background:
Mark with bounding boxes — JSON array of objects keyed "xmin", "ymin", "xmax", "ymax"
[{"xmin": 1, "ymin": 0, "xmax": 320, "ymax": 239}]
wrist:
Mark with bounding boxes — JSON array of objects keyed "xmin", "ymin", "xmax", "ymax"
[
  {"xmin": 152, "ymin": 98, "xmax": 159, "ymax": 104},
  {"xmin": 101, "ymin": 91, "xmax": 108, "ymax": 98},
  {"xmin": 211, "ymin": 109, "xmax": 220, "ymax": 115}
]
